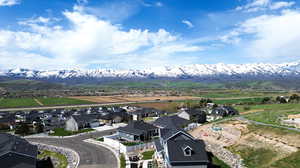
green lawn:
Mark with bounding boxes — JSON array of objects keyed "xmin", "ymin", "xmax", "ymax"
[
  {"xmin": 211, "ymin": 156, "xmax": 230, "ymax": 168},
  {"xmin": 38, "ymin": 150, "xmax": 68, "ymax": 168},
  {"xmin": 141, "ymin": 150, "xmax": 155, "ymax": 160},
  {"xmin": 38, "ymin": 97, "xmax": 94, "ymax": 106},
  {"xmin": 0, "ymin": 98, "xmax": 40, "ymax": 108},
  {"xmin": 120, "ymin": 154, "xmax": 126, "ymax": 168},
  {"xmin": 49, "ymin": 128, "xmax": 94, "ymax": 136},
  {"xmin": 271, "ymin": 151, "xmax": 300, "ymax": 168}
]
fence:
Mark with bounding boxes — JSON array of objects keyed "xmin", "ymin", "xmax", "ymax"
[{"xmin": 103, "ymin": 134, "xmax": 155, "ymax": 153}]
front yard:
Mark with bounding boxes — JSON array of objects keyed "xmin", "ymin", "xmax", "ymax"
[{"xmin": 49, "ymin": 128, "xmax": 94, "ymax": 136}]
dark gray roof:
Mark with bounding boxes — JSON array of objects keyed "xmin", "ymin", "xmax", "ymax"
[
  {"xmin": 153, "ymin": 115, "xmax": 190, "ymax": 129},
  {"xmin": 154, "ymin": 139, "xmax": 163, "ymax": 152},
  {"xmin": 0, "ymin": 133, "xmax": 37, "ymax": 158},
  {"xmin": 72, "ymin": 114, "xmax": 99, "ymax": 122},
  {"xmin": 185, "ymin": 108, "xmax": 206, "ymax": 116},
  {"xmin": 0, "ymin": 115, "xmax": 15, "ymax": 124},
  {"xmin": 167, "ymin": 139, "xmax": 209, "ymax": 165},
  {"xmin": 118, "ymin": 121, "xmax": 157, "ymax": 136}
]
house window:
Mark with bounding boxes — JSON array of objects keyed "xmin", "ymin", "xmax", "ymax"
[{"xmin": 183, "ymin": 146, "xmax": 192, "ymax": 156}]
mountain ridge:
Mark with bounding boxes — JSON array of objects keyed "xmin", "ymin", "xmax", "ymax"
[{"xmin": 2, "ymin": 61, "xmax": 300, "ymax": 80}]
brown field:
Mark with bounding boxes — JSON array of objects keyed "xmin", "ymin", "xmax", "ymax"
[{"xmin": 69, "ymin": 96, "xmax": 200, "ymax": 104}]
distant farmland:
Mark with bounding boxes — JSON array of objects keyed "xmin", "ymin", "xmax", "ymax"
[
  {"xmin": 69, "ymin": 96, "xmax": 201, "ymax": 104},
  {"xmin": 0, "ymin": 97, "xmax": 94, "ymax": 109}
]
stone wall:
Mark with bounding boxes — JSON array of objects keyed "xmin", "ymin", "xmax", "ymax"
[
  {"xmin": 204, "ymin": 142, "xmax": 246, "ymax": 168},
  {"xmin": 32, "ymin": 142, "xmax": 80, "ymax": 168}
]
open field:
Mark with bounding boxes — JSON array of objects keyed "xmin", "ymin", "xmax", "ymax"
[
  {"xmin": 0, "ymin": 97, "xmax": 94, "ymax": 109},
  {"xmin": 69, "ymin": 95, "xmax": 201, "ymax": 103},
  {"xmin": 190, "ymin": 119, "xmax": 300, "ymax": 168},
  {"xmin": 0, "ymin": 98, "xmax": 40, "ymax": 108},
  {"xmin": 37, "ymin": 97, "xmax": 94, "ymax": 106},
  {"xmin": 236, "ymin": 103, "xmax": 300, "ymax": 127},
  {"xmin": 213, "ymin": 97, "xmax": 264, "ymax": 104},
  {"xmin": 196, "ymin": 90, "xmax": 289, "ymax": 98}
]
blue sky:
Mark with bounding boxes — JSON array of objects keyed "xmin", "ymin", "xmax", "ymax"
[{"xmin": 0, "ymin": 0, "xmax": 299, "ymax": 70}]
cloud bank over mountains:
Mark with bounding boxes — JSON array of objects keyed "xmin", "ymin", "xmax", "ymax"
[{"xmin": 0, "ymin": 0, "xmax": 299, "ymax": 70}]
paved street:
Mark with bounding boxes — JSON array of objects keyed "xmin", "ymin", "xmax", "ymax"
[{"xmin": 27, "ymin": 130, "xmax": 118, "ymax": 168}]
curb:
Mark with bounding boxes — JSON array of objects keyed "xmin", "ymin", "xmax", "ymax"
[{"xmin": 83, "ymin": 139, "xmax": 121, "ymax": 168}]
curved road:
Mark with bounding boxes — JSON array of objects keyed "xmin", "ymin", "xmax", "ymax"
[{"xmin": 27, "ymin": 130, "xmax": 118, "ymax": 168}]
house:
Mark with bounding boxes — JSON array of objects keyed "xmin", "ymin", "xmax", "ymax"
[
  {"xmin": 131, "ymin": 108, "xmax": 166, "ymax": 121},
  {"xmin": 178, "ymin": 108, "xmax": 207, "ymax": 123},
  {"xmin": 153, "ymin": 115, "xmax": 190, "ymax": 129},
  {"xmin": 99, "ymin": 111, "xmax": 131, "ymax": 125},
  {"xmin": 154, "ymin": 129, "xmax": 209, "ymax": 168},
  {"xmin": 0, "ymin": 114, "xmax": 15, "ymax": 130},
  {"xmin": 0, "ymin": 133, "xmax": 38, "ymax": 168},
  {"xmin": 117, "ymin": 121, "xmax": 158, "ymax": 142},
  {"xmin": 211, "ymin": 106, "xmax": 239, "ymax": 117},
  {"xmin": 65, "ymin": 114, "xmax": 100, "ymax": 131}
]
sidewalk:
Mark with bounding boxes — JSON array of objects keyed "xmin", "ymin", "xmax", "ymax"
[{"xmin": 93, "ymin": 123, "xmax": 127, "ymax": 132}]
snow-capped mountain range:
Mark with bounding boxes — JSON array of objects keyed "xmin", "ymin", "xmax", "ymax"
[{"xmin": 2, "ymin": 61, "xmax": 300, "ymax": 80}]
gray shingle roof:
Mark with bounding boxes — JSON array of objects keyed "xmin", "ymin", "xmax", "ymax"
[
  {"xmin": 167, "ymin": 139, "xmax": 209, "ymax": 165},
  {"xmin": 0, "ymin": 133, "xmax": 37, "ymax": 158},
  {"xmin": 117, "ymin": 121, "xmax": 157, "ymax": 136},
  {"xmin": 153, "ymin": 115, "xmax": 190, "ymax": 129}
]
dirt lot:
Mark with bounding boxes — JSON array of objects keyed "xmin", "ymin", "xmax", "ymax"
[
  {"xmin": 69, "ymin": 96, "xmax": 200, "ymax": 104},
  {"xmin": 190, "ymin": 119, "xmax": 300, "ymax": 167}
]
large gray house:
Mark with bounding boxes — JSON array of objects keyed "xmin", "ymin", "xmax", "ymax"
[
  {"xmin": 65, "ymin": 114, "xmax": 100, "ymax": 131},
  {"xmin": 154, "ymin": 129, "xmax": 209, "ymax": 168}
]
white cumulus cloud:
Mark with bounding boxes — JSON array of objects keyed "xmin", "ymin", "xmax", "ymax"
[
  {"xmin": 222, "ymin": 9, "xmax": 300, "ymax": 62},
  {"xmin": 0, "ymin": 6, "xmax": 202, "ymax": 69}
]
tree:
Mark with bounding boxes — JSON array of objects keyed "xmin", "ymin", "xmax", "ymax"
[
  {"xmin": 276, "ymin": 96, "xmax": 287, "ymax": 104},
  {"xmin": 15, "ymin": 123, "xmax": 30, "ymax": 136},
  {"xmin": 290, "ymin": 94, "xmax": 300, "ymax": 102},
  {"xmin": 199, "ymin": 98, "xmax": 213, "ymax": 107},
  {"xmin": 261, "ymin": 97, "xmax": 271, "ymax": 104}
]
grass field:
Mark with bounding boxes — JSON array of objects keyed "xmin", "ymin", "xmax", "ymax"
[
  {"xmin": 38, "ymin": 150, "xmax": 68, "ymax": 168},
  {"xmin": 0, "ymin": 98, "xmax": 40, "ymax": 108},
  {"xmin": 38, "ymin": 97, "xmax": 94, "ymax": 106},
  {"xmin": 236, "ymin": 103, "xmax": 300, "ymax": 126},
  {"xmin": 213, "ymin": 97, "xmax": 264, "ymax": 104},
  {"xmin": 226, "ymin": 123, "xmax": 300, "ymax": 168},
  {"xmin": 197, "ymin": 90, "xmax": 287, "ymax": 98},
  {"xmin": 0, "ymin": 97, "xmax": 94, "ymax": 109},
  {"xmin": 271, "ymin": 151, "xmax": 300, "ymax": 168},
  {"xmin": 228, "ymin": 145, "xmax": 277, "ymax": 168}
]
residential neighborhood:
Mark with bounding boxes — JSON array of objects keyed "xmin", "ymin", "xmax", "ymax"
[{"xmin": 0, "ymin": 102, "xmax": 240, "ymax": 168}]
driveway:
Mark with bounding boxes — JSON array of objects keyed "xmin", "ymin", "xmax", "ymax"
[{"xmin": 27, "ymin": 130, "xmax": 118, "ymax": 168}]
